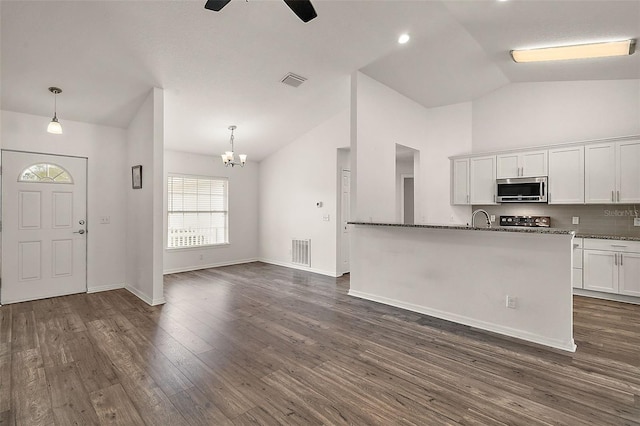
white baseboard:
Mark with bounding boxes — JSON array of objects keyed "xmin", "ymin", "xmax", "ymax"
[
  {"xmin": 348, "ymin": 289, "xmax": 577, "ymax": 353},
  {"xmin": 125, "ymin": 285, "xmax": 166, "ymax": 306},
  {"xmin": 573, "ymin": 288, "xmax": 640, "ymax": 305},
  {"xmin": 87, "ymin": 283, "xmax": 125, "ymax": 294},
  {"xmin": 259, "ymin": 258, "xmax": 339, "ymax": 278},
  {"xmin": 163, "ymin": 258, "xmax": 258, "ymax": 275}
]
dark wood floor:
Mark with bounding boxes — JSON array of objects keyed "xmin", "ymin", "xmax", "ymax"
[{"xmin": 1, "ymin": 262, "xmax": 640, "ymax": 425}]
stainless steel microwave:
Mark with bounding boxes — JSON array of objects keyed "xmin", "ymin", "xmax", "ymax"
[{"xmin": 496, "ymin": 176, "xmax": 547, "ymax": 203}]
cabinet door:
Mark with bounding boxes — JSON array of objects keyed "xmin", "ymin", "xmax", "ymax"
[
  {"xmin": 583, "ymin": 250, "xmax": 618, "ymax": 293},
  {"xmin": 616, "ymin": 141, "xmax": 640, "ymax": 203},
  {"xmin": 470, "ymin": 156, "xmax": 496, "ymax": 204},
  {"xmin": 548, "ymin": 146, "xmax": 584, "ymax": 204},
  {"xmin": 585, "ymin": 143, "xmax": 616, "ymax": 204},
  {"xmin": 451, "ymin": 158, "xmax": 470, "ymax": 205},
  {"xmin": 496, "ymin": 153, "xmax": 520, "ymax": 179},
  {"xmin": 521, "ymin": 150, "xmax": 548, "ymax": 177},
  {"xmin": 619, "ymin": 252, "xmax": 640, "ymax": 297}
]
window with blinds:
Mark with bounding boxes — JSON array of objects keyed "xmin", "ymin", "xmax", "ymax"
[{"xmin": 167, "ymin": 175, "xmax": 228, "ymax": 248}]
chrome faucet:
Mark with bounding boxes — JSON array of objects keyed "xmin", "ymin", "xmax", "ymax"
[{"xmin": 471, "ymin": 209, "xmax": 491, "ymax": 228}]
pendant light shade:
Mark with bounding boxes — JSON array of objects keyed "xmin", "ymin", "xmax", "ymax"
[
  {"xmin": 220, "ymin": 125, "xmax": 247, "ymax": 167},
  {"xmin": 47, "ymin": 87, "xmax": 63, "ymax": 134}
]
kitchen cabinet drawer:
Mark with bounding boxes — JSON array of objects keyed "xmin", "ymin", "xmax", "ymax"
[
  {"xmin": 583, "ymin": 239, "xmax": 640, "ymax": 253},
  {"xmin": 572, "ymin": 268, "xmax": 583, "ymax": 289},
  {"xmin": 573, "ymin": 248, "xmax": 583, "ymax": 268}
]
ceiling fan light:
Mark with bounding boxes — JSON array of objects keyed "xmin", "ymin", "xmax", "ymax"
[
  {"xmin": 511, "ymin": 39, "xmax": 636, "ymax": 63},
  {"xmin": 47, "ymin": 116, "xmax": 63, "ymax": 134}
]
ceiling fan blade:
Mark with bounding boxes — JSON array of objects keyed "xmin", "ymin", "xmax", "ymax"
[
  {"xmin": 204, "ymin": 0, "xmax": 231, "ymax": 12},
  {"xmin": 283, "ymin": 0, "xmax": 317, "ymax": 22}
]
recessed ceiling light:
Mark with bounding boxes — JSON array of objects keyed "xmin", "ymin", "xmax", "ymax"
[
  {"xmin": 511, "ymin": 39, "xmax": 636, "ymax": 63},
  {"xmin": 398, "ymin": 34, "xmax": 410, "ymax": 44}
]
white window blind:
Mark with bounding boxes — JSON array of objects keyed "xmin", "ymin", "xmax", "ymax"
[{"xmin": 167, "ymin": 175, "xmax": 228, "ymax": 248}]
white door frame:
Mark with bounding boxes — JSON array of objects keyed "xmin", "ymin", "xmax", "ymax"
[{"xmin": 1, "ymin": 149, "xmax": 89, "ymax": 305}]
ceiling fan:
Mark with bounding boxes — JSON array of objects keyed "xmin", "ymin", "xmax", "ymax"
[{"xmin": 204, "ymin": 0, "xmax": 317, "ymax": 23}]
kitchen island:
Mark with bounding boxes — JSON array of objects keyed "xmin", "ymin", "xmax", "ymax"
[{"xmin": 348, "ymin": 222, "xmax": 576, "ymax": 352}]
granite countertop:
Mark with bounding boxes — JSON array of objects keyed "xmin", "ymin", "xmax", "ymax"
[
  {"xmin": 347, "ymin": 222, "xmax": 640, "ymax": 241},
  {"xmin": 347, "ymin": 222, "xmax": 575, "ymax": 235}
]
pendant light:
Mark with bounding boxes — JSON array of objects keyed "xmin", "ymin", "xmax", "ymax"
[
  {"xmin": 220, "ymin": 125, "xmax": 247, "ymax": 167},
  {"xmin": 47, "ymin": 87, "xmax": 63, "ymax": 134}
]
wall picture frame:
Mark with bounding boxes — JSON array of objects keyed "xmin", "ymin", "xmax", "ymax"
[{"xmin": 132, "ymin": 165, "xmax": 142, "ymax": 189}]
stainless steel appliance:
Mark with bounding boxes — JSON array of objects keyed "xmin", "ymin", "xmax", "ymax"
[
  {"xmin": 499, "ymin": 215, "xmax": 550, "ymax": 227},
  {"xmin": 496, "ymin": 176, "xmax": 547, "ymax": 203}
]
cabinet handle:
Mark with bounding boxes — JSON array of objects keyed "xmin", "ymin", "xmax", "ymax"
[
  {"xmin": 617, "ymin": 190, "xmax": 620, "ymax": 202},
  {"xmin": 614, "ymin": 253, "xmax": 618, "ymax": 266},
  {"xmin": 620, "ymin": 254, "xmax": 623, "ymax": 266},
  {"xmin": 467, "ymin": 194, "xmax": 470, "ymax": 204},
  {"xmin": 611, "ymin": 190, "xmax": 615, "ymax": 202}
]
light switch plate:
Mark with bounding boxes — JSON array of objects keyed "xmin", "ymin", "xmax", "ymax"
[
  {"xmin": 634, "ymin": 218, "xmax": 640, "ymax": 227},
  {"xmin": 572, "ymin": 217, "xmax": 580, "ymax": 225}
]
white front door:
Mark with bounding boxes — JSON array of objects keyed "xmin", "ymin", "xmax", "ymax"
[
  {"xmin": 1, "ymin": 151, "xmax": 87, "ymax": 304},
  {"xmin": 341, "ymin": 170, "xmax": 350, "ymax": 274}
]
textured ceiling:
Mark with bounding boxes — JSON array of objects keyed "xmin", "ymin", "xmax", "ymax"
[{"xmin": 2, "ymin": 1, "xmax": 639, "ymax": 160}]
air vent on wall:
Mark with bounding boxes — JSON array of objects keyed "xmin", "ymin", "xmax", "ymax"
[
  {"xmin": 281, "ymin": 73, "xmax": 307, "ymax": 88},
  {"xmin": 292, "ymin": 238, "xmax": 311, "ymax": 267}
]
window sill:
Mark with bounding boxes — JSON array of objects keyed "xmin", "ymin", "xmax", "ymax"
[{"xmin": 165, "ymin": 243, "xmax": 230, "ymax": 252}]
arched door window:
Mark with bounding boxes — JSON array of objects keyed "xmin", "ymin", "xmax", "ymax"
[{"xmin": 18, "ymin": 163, "xmax": 73, "ymax": 184}]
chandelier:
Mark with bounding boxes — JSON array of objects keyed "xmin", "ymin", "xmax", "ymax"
[{"xmin": 221, "ymin": 125, "xmax": 247, "ymax": 167}]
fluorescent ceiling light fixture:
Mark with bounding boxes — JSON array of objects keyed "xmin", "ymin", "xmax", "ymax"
[
  {"xmin": 398, "ymin": 33, "xmax": 410, "ymax": 44},
  {"xmin": 511, "ymin": 39, "xmax": 636, "ymax": 63}
]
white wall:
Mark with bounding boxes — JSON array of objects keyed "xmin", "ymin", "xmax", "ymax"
[
  {"xmin": 125, "ymin": 88, "xmax": 165, "ymax": 305},
  {"xmin": 163, "ymin": 150, "xmax": 259, "ymax": 273},
  {"xmin": 0, "ymin": 110, "xmax": 127, "ymax": 292},
  {"xmin": 259, "ymin": 110, "xmax": 350, "ymax": 277},
  {"xmin": 473, "ymin": 79, "xmax": 640, "ymax": 153},
  {"xmin": 352, "ymin": 72, "xmax": 472, "ymax": 225}
]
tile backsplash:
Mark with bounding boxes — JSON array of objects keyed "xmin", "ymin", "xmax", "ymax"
[{"xmin": 474, "ymin": 204, "xmax": 640, "ymax": 238}]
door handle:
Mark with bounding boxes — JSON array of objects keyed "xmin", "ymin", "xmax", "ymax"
[{"xmin": 73, "ymin": 229, "xmax": 86, "ymax": 235}]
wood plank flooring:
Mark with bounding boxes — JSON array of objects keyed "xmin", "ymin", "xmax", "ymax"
[{"xmin": 1, "ymin": 261, "xmax": 639, "ymax": 425}]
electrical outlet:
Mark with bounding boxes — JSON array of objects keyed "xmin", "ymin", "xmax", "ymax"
[
  {"xmin": 572, "ymin": 216, "xmax": 579, "ymax": 225},
  {"xmin": 99, "ymin": 216, "xmax": 110, "ymax": 224},
  {"xmin": 506, "ymin": 295, "xmax": 517, "ymax": 309},
  {"xmin": 634, "ymin": 218, "xmax": 640, "ymax": 227},
  {"xmin": 323, "ymin": 214, "xmax": 330, "ymax": 222},
  {"xmin": 490, "ymin": 215, "xmax": 495, "ymax": 222}
]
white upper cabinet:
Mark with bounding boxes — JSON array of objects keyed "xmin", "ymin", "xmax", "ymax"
[
  {"xmin": 470, "ymin": 156, "xmax": 497, "ymax": 205},
  {"xmin": 548, "ymin": 146, "xmax": 584, "ymax": 204},
  {"xmin": 451, "ymin": 158, "xmax": 470, "ymax": 205},
  {"xmin": 616, "ymin": 140, "xmax": 640, "ymax": 203},
  {"xmin": 496, "ymin": 150, "xmax": 548, "ymax": 179},
  {"xmin": 585, "ymin": 140, "xmax": 640, "ymax": 204}
]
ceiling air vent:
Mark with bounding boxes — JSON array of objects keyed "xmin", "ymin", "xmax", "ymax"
[{"xmin": 281, "ymin": 73, "xmax": 307, "ymax": 88}]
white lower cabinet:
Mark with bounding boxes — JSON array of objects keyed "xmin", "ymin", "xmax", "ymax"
[
  {"xmin": 619, "ymin": 253, "xmax": 640, "ymax": 297},
  {"xmin": 583, "ymin": 239, "xmax": 640, "ymax": 297},
  {"xmin": 583, "ymin": 250, "xmax": 617, "ymax": 293}
]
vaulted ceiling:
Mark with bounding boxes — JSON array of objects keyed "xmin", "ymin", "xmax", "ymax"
[{"xmin": 2, "ymin": 1, "xmax": 639, "ymax": 160}]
